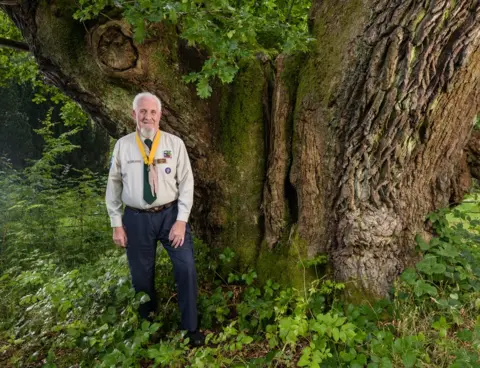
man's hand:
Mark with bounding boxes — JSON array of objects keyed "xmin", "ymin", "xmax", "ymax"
[
  {"xmin": 113, "ymin": 226, "xmax": 128, "ymax": 248},
  {"xmin": 169, "ymin": 221, "xmax": 186, "ymax": 248}
]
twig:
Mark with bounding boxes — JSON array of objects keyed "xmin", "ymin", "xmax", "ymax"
[
  {"xmin": 0, "ymin": 37, "xmax": 29, "ymax": 52},
  {"xmin": 164, "ymin": 292, "xmax": 178, "ymax": 310},
  {"xmin": 0, "ymin": 1, "xmax": 19, "ymax": 5}
]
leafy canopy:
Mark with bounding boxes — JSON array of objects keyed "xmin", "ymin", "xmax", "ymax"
[{"xmin": 73, "ymin": 0, "xmax": 313, "ymax": 97}]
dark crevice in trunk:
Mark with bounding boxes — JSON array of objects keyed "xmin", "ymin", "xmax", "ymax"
[{"xmin": 285, "ymin": 177, "xmax": 298, "ymax": 224}]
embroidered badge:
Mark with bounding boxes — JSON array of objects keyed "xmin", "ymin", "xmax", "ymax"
[
  {"xmin": 127, "ymin": 159, "xmax": 143, "ymax": 164},
  {"xmin": 155, "ymin": 158, "xmax": 167, "ymax": 164},
  {"xmin": 165, "ymin": 167, "xmax": 172, "ymax": 174},
  {"xmin": 163, "ymin": 150, "xmax": 172, "ymax": 158}
]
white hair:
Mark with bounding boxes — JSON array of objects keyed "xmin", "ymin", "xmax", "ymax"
[{"xmin": 132, "ymin": 92, "xmax": 162, "ymax": 112}]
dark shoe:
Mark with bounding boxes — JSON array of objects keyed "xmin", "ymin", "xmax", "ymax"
[{"xmin": 185, "ymin": 330, "xmax": 205, "ymax": 347}]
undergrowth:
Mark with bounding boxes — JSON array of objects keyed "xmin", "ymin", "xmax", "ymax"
[
  {"xmin": 0, "ymin": 112, "xmax": 479, "ymax": 367},
  {"xmin": 0, "ymin": 177, "xmax": 479, "ymax": 367}
]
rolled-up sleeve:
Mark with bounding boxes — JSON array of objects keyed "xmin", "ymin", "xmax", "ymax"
[
  {"xmin": 106, "ymin": 141, "xmax": 123, "ymax": 227},
  {"xmin": 176, "ymin": 140, "xmax": 194, "ymax": 222}
]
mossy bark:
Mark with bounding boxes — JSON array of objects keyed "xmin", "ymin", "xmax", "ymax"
[
  {"xmin": 4, "ymin": 0, "xmax": 480, "ymax": 296},
  {"xmin": 217, "ymin": 59, "xmax": 267, "ymax": 267}
]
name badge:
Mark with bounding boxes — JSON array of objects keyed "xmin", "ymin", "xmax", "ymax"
[
  {"xmin": 127, "ymin": 160, "xmax": 142, "ymax": 164},
  {"xmin": 155, "ymin": 158, "xmax": 167, "ymax": 164}
]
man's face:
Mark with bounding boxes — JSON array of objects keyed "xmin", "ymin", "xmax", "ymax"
[{"xmin": 133, "ymin": 96, "xmax": 162, "ymax": 138}]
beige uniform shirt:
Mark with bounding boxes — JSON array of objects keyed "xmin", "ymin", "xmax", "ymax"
[{"xmin": 106, "ymin": 131, "xmax": 194, "ymax": 227}]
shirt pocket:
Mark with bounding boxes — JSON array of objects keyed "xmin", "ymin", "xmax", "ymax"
[{"xmin": 155, "ymin": 159, "xmax": 176, "ymax": 182}]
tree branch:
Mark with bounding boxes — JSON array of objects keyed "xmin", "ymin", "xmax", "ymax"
[
  {"xmin": 0, "ymin": 1, "xmax": 19, "ymax": 5},
  {"xmin": 0, "ymin": 37, "xmax": 29, "ymax": 51}
]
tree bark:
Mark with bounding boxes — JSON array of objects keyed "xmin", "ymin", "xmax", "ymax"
[
  {"xmin": 309, "ymin": 0, "xmax": 480, "ymax": 297},
  {"xmin": 3, "ymin": 0, "xmax": 479, "ymax": 297}
]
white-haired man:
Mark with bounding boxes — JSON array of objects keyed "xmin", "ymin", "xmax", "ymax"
[{"xmin": 106, "ymin": 92, "xmax": 204, "ymax": 346}]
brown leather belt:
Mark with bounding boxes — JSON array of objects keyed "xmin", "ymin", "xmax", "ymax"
[{"xmin": 126, "ymin": 200, "xmax": 177, "ymax": 213}]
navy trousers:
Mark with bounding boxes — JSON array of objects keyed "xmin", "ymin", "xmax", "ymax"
[{"xmin": 123, "ymin": 203, "xmax": 198, "ymax": 331}]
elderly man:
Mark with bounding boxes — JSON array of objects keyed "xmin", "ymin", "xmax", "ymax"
[{"xmin": 106, "ymin": 92, "xmax": 204, "ymax": 346}]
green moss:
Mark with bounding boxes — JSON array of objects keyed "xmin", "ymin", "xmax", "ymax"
[
  {"xmin": 256, "ymin": 228, "xmax": 317, "ymax": 290},
  {"xmin": 295, "ymin": 0, "xmax": 365, "ymax": 115},
  {"xmin": 218, "ymin": 59, "xmax": 266, "ymax": 268},
  {"xmin": 280, "ymin": 53, "xmax": 307, "ymax": 101},
  {"xmin": 408, "ymin": 46, "xmax": 417, "ymax": 70},
  {"xmin": 100, "ymin": 85, "xmax": 135, "ymax": 127},
  {"xmin": 149, "ymin": 25, "xmax": 191, "ymax": 108},
  {"xmin": 410, "ymin": 9, "xmax": 426, "ymax": 33},
  {"xmin": 36, "ymin": 1, "xmax": 91, "ymax": 76},
  {"xmin": 341, "ymin": 281, "xmax": 379, "ymax": 306}
]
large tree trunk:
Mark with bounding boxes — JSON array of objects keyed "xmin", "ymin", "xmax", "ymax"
[{"xmin": 3, "ymin": 0, "xmax": 479, "ymax": 297}]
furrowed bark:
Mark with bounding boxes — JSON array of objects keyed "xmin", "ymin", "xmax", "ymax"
[
  {"xmin": 329, "ymin": 0, "xmax": 480, "ymax": 297},
  {"xmin": 263, "ymin": 54, "xmax": 295, "ymax": 248}
]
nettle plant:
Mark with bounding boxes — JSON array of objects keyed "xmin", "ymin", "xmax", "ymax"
[{"xmin": 73, "ymin": 0, "xmax": 313, "ymax": 98}]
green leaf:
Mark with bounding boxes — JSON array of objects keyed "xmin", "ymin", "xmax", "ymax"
[
  {"xmin": 416, "ymin": 255, "xmax": 445, "ymax": 275},
  {"xmin": 435, "ymin": 244, "xmax": 460, "ymax": 258},
  {"xmin": 297, "ymin": 347, "xmax": 311, "ymax": 367},
  {"xmin": 456, "ymin": 329, "xmax": 473, "ymax": 342},
  {"xmin": 133, "ymin": 19, "xmax": 146, "ymax": 43},
  {"xmin": 332, "ymin": 327, "xmax": 339, "ymax": 342},
  {"xmin": 196, "ymin": 78, "xmax": 212, "ymax": 99},
  {"xmin": 400, "ymin": 268, "xmax": 417, "ymax": 285},
  {"xmin": 414, "ymin": 280, "xmax": 437, "ymax": 297},
  {"xmin": 402, "ymin": 351, "xmax": 417, "ymax": 368},
  {"xmin": 432, "ymin": 316, "xmax": 450, "ymax": 331},
  {"xmin": 139, "ymin": 294, "xmax": 151, "ymax": 304},
  {"xmin": 339, "ymin": 349, "xmax": 356, "ymax": 362},
  {"xmin": 150, "ymin": 323, "xmax": 161, "ymax": 334},
  {"xmin": 416, "ymin": 235, "xmax": 430, "ymax": 250},
  {"xmin": 380, "ymin": 357, "xmax": 393, "ymax": 368}
]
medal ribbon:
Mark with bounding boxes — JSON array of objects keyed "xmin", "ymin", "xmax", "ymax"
[{"xmin": 135, "ymin": 131, "xmax": 161, "ymax": 165}]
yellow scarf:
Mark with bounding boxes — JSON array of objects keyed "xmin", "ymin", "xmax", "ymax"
[{"xmin": 135, "ymin": 131, "xmax": 160, "ymax": 165}]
